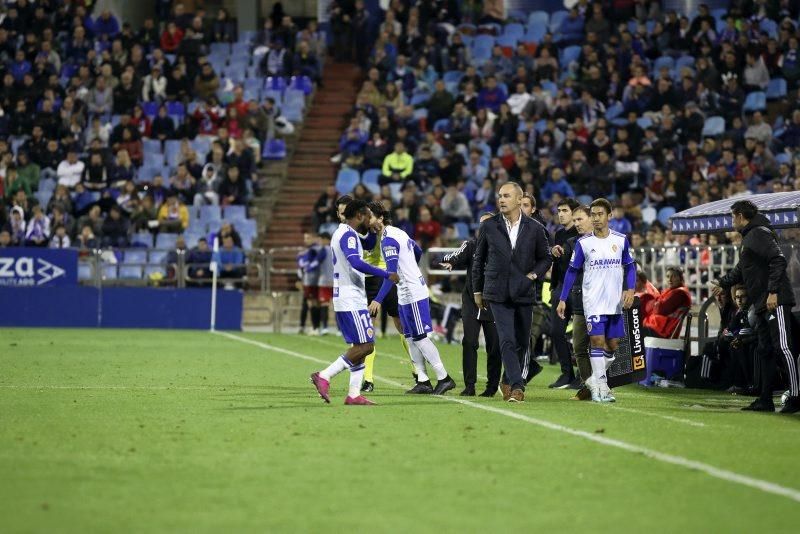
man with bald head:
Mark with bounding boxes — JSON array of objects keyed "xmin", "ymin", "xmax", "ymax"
[{"xmin": 472, "ymin": 183, "xmax": 552, "ymax": 402}]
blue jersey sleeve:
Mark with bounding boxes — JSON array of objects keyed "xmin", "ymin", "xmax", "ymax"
[
  {"xmin": 360, "ymin": 231, "xmax": 377, "ymax": 251},
  {"xmin": 621, "ymin": 237, "xmax": 636, "ymax": 289},
  {"xmin": 559, "ymin": 241, "xmax": 585, "ymax": 302},
  {"xmin": 341, "ymin": 230, "xmax": 390, "ymax": 278},
  {"xmin": 374, "ymin": 236, "xmax": 401, "ymax": 304},
  {"xmin": 340, "ymin": 231, "xmax": 360, "ymax": 258},
  {"xmin": 412, "ymin": 240, "xmax": 423, "ymax": 263}
]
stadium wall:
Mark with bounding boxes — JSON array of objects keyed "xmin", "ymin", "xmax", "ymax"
[{"xmin": 0, "ymin": 287, "xmax": 242, "ymax": 330}]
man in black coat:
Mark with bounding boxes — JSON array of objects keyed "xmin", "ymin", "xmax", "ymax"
[
  {"xmin": 713, "ymin": 200, "xmax": 800, "ymax": 413},
  {"xmin": 441, "ymin": 212, "xmax": 502, "ymax": 397},
  {"xmin": 472, "ymin": 183, "xmax": 552, "ymax": 402}
]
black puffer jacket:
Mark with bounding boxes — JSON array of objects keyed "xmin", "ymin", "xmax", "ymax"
[
  {"xmin": 718, "ymin": 214, "xmax": 795, "ymax": 313},
  {"xmin": 561, "ymin": 235, "xmax": 585, "ymax": 315}
]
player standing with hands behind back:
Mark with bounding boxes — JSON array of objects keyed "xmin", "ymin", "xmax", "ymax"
[{"xmin": 557, "ymin": 198, "xmax": 636, "ymax": 403}]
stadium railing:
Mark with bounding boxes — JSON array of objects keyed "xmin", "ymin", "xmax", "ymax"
[{"xmin": 78, "ymin": 248, "xmax": 269, "ymax": 291}]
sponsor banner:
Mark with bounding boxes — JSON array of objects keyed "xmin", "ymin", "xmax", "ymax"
[
  {"xmin": 0, "ymin": 248, "xmax": 78, "ymax": 287},
  {"xmin": 608, "ymin": 296, "xmax": 647, "ymax": 388}
]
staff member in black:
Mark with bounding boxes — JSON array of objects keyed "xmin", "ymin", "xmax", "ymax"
[
  {"xmin": 473, "ymin": 182, "xmax": 552, "ymax": 403},
  {"xmin": 713, "ymin": 200, "xmax": 800, "ymax": 413},
  {"xmin": 441, "ymin": 212, "xmax": 502, "ymax": 397},
  {"xmin": 548, "ymin": 197, "xmax": 581, "ymax": 389}
]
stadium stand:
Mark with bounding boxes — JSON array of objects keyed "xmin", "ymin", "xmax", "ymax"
[
  {"xmin": 0, "ymin": 2, "xmax": 326, "ymax": 288},
  {"xmin": 311, "ymin": 0, "xmax": 800, "ymax": 258}
]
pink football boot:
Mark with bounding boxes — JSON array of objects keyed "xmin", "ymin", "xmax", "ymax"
[
  {"xmin": 310, "ymin": 372, "xmax": 331, "ymax": 403},
  {"xmin": 344, "ymin": 395, "xmax": 376, "ymax": 405}
]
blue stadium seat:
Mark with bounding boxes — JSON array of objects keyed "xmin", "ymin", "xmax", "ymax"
[
  {"xmin": 657, "ymin": 207, "xmax": 676, "ymax": 227},
  {"xmin": 141, "ymin": 101, "xmax": 159, "ymax": 117},
  {"xmin": 503, "ymin": 23, "xmax": 524, "ymax": 40},
  {"xmin": 166, "ymin": 101, "xmax": 185, "ymax": 118},
  {"xmin": 702, "ymin": 116, "xmax": 725, "ymax": 137},
  {"xmin": 767, "ymin": 78, "xmax": 787, "ymax": 100},
  {"xmin": 132, "ymin": 232, "xmax": 153, "ymax": 248},
  {"xmin": 123, "ymin": 250, "xmax": 148, "ymax": 264},
  {"xmin": 775, "ymin": 152, "xmax": 792, "ymax": 165},
  {"xmin": 102, "ymin": 264, "xmax": 118, "ymax": 280},
  {"xmin": 497, "ymin": 34, "xmax": 519, "ymax": 48},
  {"xmin": 224, "ymin": 205, "xmax": 247, "ymax": 221},
  {"xmin": 262, "ymin": 139, "xmax": 287, "ymax": 160},
  {"xmin": 148, "ymin": 250, "xmax": 167, "ymax": 264},
  {"xmin": 524, "ymin": 25, "xmax": 547, "ymax": 44},
  {"xmin": 433, "ymin": 119, "xmax": 451, "ymax": 133},
  {"xmin": 78, "ymin": 263, "xmax": 93, "ymax": 281},
  {"xmin": 224, "ymin": 64, "xmax": 247, "ymax": 83},
  {"xmin": 142, "ymin": 151, "xmax": 165, "ymax": 168},
  {"xmin": 284, "ymin": 89, "xmax": 306, "ymax": 109},
  {"xmin": 507, "ymin": 10, "xmax": 527, "ymax": 23},
  {"xmin": 239, "ymin": 30, "xmax": 257, "ymax": 43},
  {"xmin": 362, "ymin": 169, "xmax": 382, "ymax": 195},
  {"xmin": 653, "ymin": 56, "xmax": 675, "ymax": 73},
  {"xmin": 413, "ymin": 108, "xmax": 428, "ymax": 121},
  {"xmin": 560, "ymin": 45, "xmax": 581, "ymax": 68},
  {"xmin": 605, "ymin": 102, "xmax": 624, "ymax": 121},
  {"xmin": 289, "ymin": 75, "xmax": 313, "ymax": 96},
  {"xmin": 187, "ymin": 219, "xmax": 207, "ymax": 235},
  {"xmin": 283, "ymin": 101, "xmax": 304, "ymax": 122},
  {"xmin": 156, "ymin": 234, "xmax": 178, "ymax": 249},
  {"xmin": 231, "ymin": 42, "xmax": 250, "ymax": 57},
  {"xmin": 35, "ymin": 191, "xmax": 51, "ymax": 207},
  {"xmin": 262, "ymin": 89, "xmax": 283, "ymax": 105},
  {"xmin": 637, "ymin": 117, "xmax": 654, "ymax": 130},
  {"xmin": 549, "ymin": 10, "xmax": 568, "ymax": 33},
  {"xmin": 335, "ymin": 168, "xmax": 360, "ymax": 194},
  {"xmin": 527, "ymin": 11, "xmax": 549, "ymax": 30},
  {"xmin": 410, "ymin": 93, "xmax": 430, "ymax": 106},
  {"xmin": 540, "ymin": 80, "xmax": 558, "ymax": 98},
  {"xmin": 237, "ymin": 219, "xmax": 257, "ymax": 236},
  {"xmin": 443, "ymin": 71, "xmax": 464, "ymax": 84},
  {"xmin": 39, "ymin": 179, "xmax": 56, "ymax": 194},
  {"xmin": 210, "ymin": 42, "xmax": 231, "ymax": 56},
  {"xmin": 742, "ymin": 91, "xmax": 767, "ymax": 113},
  {"xmin": 266, "ymin": 76, "xmax": 287, "ymax": 92},
  {"xmin": 675, "ymin": 56, "xmax": 696, "ymax": 71},
  {"xmin": 119, "ymin": 265, "xmax": 143, "ymax": 280},
  {"xmin": 244, "ymin": 78, "xmax": 263, "ymax": 94},
  {"xmin": 455, "ymin": 222, "xmax": 470, "ymax": 239},
  {"xmin": 143, "ymin": 138, "xmax": 162, "ymax": 154},
  {"xmin": 641, "ymin": 206, "xmax": 657, "ymax": 226},
  {"xmin": 190, "ymin": 137, "xmax": 211, "ymax": 156},
  {"xmin": 470, "ymin": 35, "xmax": 494, "ymax": 65},
  {"xmin": 198, "ymin": 205, "xmax": 222, "ymax": 224},
  {"xmin": 184, "ymin": 232, "xmax": 204, "ymax": 249}
]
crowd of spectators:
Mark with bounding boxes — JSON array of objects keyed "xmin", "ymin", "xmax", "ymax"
[
  {"xmin": 0, "ymin": 1, "xmax": 323, "ymax": 263},
  {"xmin": 320, "ymin": 0, "xmax": 800, "ymax": 251}
]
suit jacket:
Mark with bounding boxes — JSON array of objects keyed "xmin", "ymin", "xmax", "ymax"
[{"xmin": 472, "ymin": 212, "xmax": 552, "ymax": 305}]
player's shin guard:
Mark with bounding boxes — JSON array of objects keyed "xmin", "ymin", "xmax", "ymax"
[
  {"xmin": 364, "ymin": 350, "xmax": 376, "ymax": 382},
  {"xmin": 414, "ymin": 336, "xmax": 447, "ymax": 380},
  {"xmin": 320, "ymin": 355, "xmax": 350, "ymax": 381},
  {"xmin": 589, "ymin": 348, "xmax": 607, "ymax": 382},
  {"xmin": 408, "ymin": 341, "xmax": 431, "ymax": 382}
]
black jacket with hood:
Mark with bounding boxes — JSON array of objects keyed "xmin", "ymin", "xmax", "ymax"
[{"xmin": 718, "ymin": 214, "xmax": 795, "ymax": 313}]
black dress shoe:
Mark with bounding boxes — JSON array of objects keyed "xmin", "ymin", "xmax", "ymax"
[
  {"xmin": 548, "ymin": 374, "xmax": 574, "ymax": 389},
  {"xmin": 432, "ymin": 376, "xmax": 457, "ymax": 395},
  {"xmin": 741, "ymin": 399, "xmax": 775, "ymax": 412},
  {"xmin": 478, "ymin": 388, "xmax": 496, "ymax": 397},
  {"xmin": 780, "ymin": 396, "xmax": 800, "ymax": 414},
  {"xmin": 567, "ymin": 377, "xmax": 582, "ymax": 390},
  {"xmin": 460, "ymin": 386, "xmax": 476, "ymax": 396},
  {"xmin": 360, "ymin": 381, "xmax": 374, "ymax": 393},
  {"xmin": 406, "ymin": 381, "xmax": 433, "ymax": 394},
  {"xmin": 525, "ymin": 361, "xmax": 543, "ymax": 384}
]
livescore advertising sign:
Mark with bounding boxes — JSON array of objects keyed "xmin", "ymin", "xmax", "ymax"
[{"xmin": 0, "ymin": 248, "xmax": 78, "ymax": 287}]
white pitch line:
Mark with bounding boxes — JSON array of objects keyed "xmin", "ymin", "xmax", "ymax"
[
  {"xmin": 0, "ymin": 385, "xmax": 217, "ymax": 391},
  {"xmin": 609, "ymin": 405, "xmax": 706, "ymax": 427},
  {"xmin": 217, "ymin": 330, "xmax": 800, "ymax": 504}
]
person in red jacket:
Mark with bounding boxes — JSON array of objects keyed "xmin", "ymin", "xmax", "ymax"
[
  {"xmin": 160, "ymin": 22, "xmax": 185, "ymax": 53},
  {"xmin": 635, "ymin": 270, "xmax": 661, "ymax": 320},
  {"xmin": 643, "ymin": 267, "xmax": 692, "ymax": 338}
]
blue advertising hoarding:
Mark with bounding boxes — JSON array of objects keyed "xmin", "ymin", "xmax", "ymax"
[{"xmin": 0, "ymin": 248, "xmax": 78, "ymax": 286}]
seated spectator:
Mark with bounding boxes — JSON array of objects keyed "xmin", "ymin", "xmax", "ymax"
[
  {"xmin": 56, "ymin": 150, "xmax": 85, "ymax": 189},
  {"xmin": 0, "ymin": 229, "xmax": 10, "ymax": 248},
  {"xmin": 16, "ymin": 152, "xmax": 40, "ymax": 193},
  {"xmin": 194, "ymin": 164, "xmax": 221, "ymax": 206},
  {"xmin": 541, "ymin": 168, "xmax": 575, "ymax": 202},
  {"xmin": 76, "ymin": 224, "xmax": 99, "ymax": 250},
  {"xmin": 440, "ymin": 185, "xmax": 472, "ymax": 223},
  {"xmin": 608, "ymin": 204, "xmax": 632, "ymax": 235},
  {"xmin": 164, "ymin": 235, "xmax": 188, "ymax": 281},
  {"xmin": 24, "ymin": 205, "xmax": 49, "ymax": 247},
  {"xmin": 150, "ymin": 105, "xmax": 176, "ymax": 140},
  {"xmin": 4, "ymin": 165, "xmax": 30, "ymax": 201},
  {"xmin": 87, "ymin": 76, "xmax": 114, "ymax": 117},
  {"xmin": 260, "ymin": 38, "xmax": 293, "ymax": 77},
  {"xmin": 218, "ymin": 234, "xmax": 246, "ymax": 285},
  {"xmin": 160, "ymin": 22, "xmax": 184, "ymax": 53},
  {"xmin": 414, "ymin": 205, "xmax": 441, "ymax": 248},
  {"xmin": 187, "ymin": 237, "xmax": 213, "ymax": 285},
  {"xmin": 642, "ymin": 267, "xmax": 692, "ymax": 339},
  {"xmin": 293, "ymin": 40, "xmax": 321, "ymax": 85},
  {"xmin": 218, "ymin": 165, "xmax": 247, "ymax": 206},
  {"xmin": 721, "ymin": 285, "xmax": 758, "ymax": 393},
  {"xmin": 477, "ymin": 76, "xmax": 506, "ymax": 113},
  {"xmin": 82, "ymin": 152, "xmax": 109, "ymax": 191},
  {"xmin": 130, "ymin": 195, "xmax": 157, "ymax": 233},
  {"xmin": 744, "ymin": 111, "xmax": 772, "ymax": 145},
  {"xmin": 113, "ymin": 72, "xmax": 139, "ymax": 115},
  {"xmin": 157, "ymin": 193, "xmax": 189, "ymax": 233},
  {"xmin": 49, "ymin": 224, "xmax": 71, "ymax": 248},
  {"xmin": 635, "ymin": 270, "xmax": 661, "ymax": 319},
  {"xmin": 101, "ymin": 205, "xmax": 130, "ymax": 248},
  {"xmin": 194, "ymin": 62, "xmax": 221, "ymax": 102},
  {"xmin": 380, "ymin": 141, "xmax": 414, "ymax": 185},
  {"xmin": 142, "ymin": 66, "xmax": 167, "ymax": 102}
]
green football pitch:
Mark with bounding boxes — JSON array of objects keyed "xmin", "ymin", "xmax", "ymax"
[{"xmin": 2, "ymin": 328, "xmax": 800, "ymax": 532}]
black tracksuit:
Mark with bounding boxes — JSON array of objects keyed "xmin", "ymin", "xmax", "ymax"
[
  {"xmin": 549, "ymin": 226, "xmax": 579, "ymax": 379},
  {"xmin": 443, "ymin": 238, "xmax": 501, "ymax": 390},
  {"xmin": 719, "ymin": 214, "xmax": 799, "ymax": 402}
]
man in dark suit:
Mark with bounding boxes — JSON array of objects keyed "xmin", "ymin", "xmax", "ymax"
[
  {"xmin": 441, "ymin": 212, "xmax": 502, "ymax": 397},
  {"xmin": 473, "ymin": 183, "xmax": 553, "ymax": 403}
]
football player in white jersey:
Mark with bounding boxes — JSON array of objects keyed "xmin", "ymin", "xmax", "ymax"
[
  {"xmin": 366, "ymin": 202, "xmax": 457, "ymax": 395},
  {"xmin": 556, "ymin": 198, "xmax": 636, "ymax": 402},
  {"xmin": 310, "ymin": 200, "xmax": 399, "ymax": 405}
]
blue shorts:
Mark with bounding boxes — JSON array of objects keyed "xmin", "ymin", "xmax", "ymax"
[
  {"xmin": 335, "ymin": 310, "xmax": 375, "ymax": 345},
  {"xmin": 398, "ymin": 299, "xmax": 433, "ymax": 339},
  {"xmin": 586, "ymin": 314, "xmax": 625, "ymax": 340}
]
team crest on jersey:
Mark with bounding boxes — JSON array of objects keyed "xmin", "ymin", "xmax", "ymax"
[
  {"xmin": 587, "ymin": 321, "xmax": 592, "ymax": 332},
  {"xmin": 611, "ymin": 244, "xmax": 618, "ymax": 252},
  {"xmin": 367, "ymin": 327, "xmax": 374, "ymax": 338}
]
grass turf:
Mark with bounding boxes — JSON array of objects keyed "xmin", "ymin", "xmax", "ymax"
[{"xmin": 2, "ymin": 328, "xmax": 800, "ymax": 532}]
